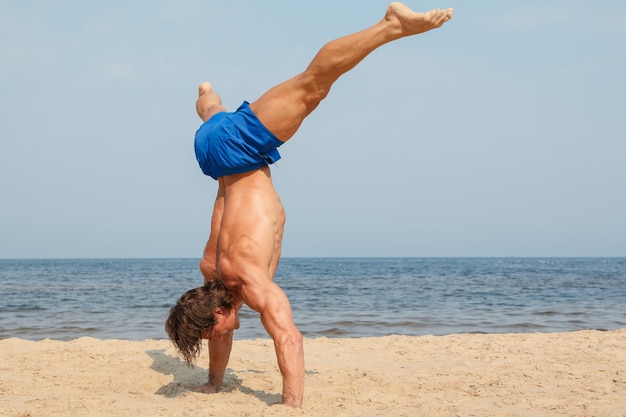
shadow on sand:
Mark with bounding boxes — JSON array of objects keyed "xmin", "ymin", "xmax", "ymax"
[{"xmin": 146, "ymin": 349, "xmax": 281, "ymax": 405}]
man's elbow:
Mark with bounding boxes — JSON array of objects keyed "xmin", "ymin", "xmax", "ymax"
[{"xmin": 277, "ymin": 327, "xmax": 303, "ymax": 350}]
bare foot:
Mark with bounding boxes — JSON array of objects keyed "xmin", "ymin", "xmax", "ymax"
[
  {"xmin": 386, "ymin": 2, "xmax": 453, "ymax": 36},
  {"xmin": 198, "ymin": 81, "xmax": 213, "ymax": 97},
  {"xmin": 191, "ymin": 382, "xmax": 218, "ymax": 394},
  {"xmin": 196, "ymin": 81, "xmax": 226, "ymax": 121}
]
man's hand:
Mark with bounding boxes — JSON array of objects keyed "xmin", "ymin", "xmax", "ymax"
[{"xmin": 191, "ymin": 382, "xmax": 219, "ymax": 394}]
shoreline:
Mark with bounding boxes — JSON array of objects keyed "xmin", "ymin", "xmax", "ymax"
[{"xmin": 2, "ymin": 330, "xmax": 625, "ymax": 416}]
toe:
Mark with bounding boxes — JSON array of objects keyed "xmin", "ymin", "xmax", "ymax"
[{"xmin": 198, "ymin": 81, "xmax": 213, "ymax": 96}]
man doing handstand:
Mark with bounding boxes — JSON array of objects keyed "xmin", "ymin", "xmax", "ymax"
[{"xmin": 166, "ymin": 2, "xmax": 453, "ymax": 408}]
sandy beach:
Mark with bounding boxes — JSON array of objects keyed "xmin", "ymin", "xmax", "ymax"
[{"xmin": 2, "ymin": 330, "xmax": 625, "ymax": 416}]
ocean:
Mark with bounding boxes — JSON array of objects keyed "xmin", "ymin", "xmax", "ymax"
[{"xmin": 1, "ymin": 258, "xmax": 625, "ymax": 341}]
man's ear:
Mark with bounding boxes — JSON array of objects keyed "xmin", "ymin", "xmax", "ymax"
[{"xmin": 212, "ymin": 307, "xmax": 224, "ymax": 318}]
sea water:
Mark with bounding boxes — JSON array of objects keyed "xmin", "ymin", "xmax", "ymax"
[{"xmin": 1, "ymin": 258, "xmax": 625, "ymax": 341}]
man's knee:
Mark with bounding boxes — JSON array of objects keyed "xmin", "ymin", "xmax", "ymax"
[{"xmin": 300, "ymin": 71, "xmax": 331, "ymax": 104}]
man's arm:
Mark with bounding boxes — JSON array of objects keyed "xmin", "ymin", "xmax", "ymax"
[
  {"xmin": 241, "ymin": 279, "xmax": 304, "ymax": 407},
  {"xmin": 193, "ymin": 330, "xmax": 233, "ymax": 393}
]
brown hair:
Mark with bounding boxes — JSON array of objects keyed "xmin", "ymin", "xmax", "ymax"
[{"xmin": 165, "ymin": 280, "xmax": 236, "ymax": 365}]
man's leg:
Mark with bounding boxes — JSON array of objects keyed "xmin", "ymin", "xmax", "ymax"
[
  {"xmin": 196, "ymin": 82, "xmax": 227, "ymax": 122},
  {"xmin": 249, "ymin": 3, "xmax": 453, "ymax": 141}
]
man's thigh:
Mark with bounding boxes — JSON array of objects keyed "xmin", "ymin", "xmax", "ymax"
[{"xmin": 249, "ymin": 74, "xmax": 320, "ymax": 142}]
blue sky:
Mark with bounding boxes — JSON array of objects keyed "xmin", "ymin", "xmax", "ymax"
[{"xmin": 1, "ymin": 1, "xmax": 625, "ymax": 258}]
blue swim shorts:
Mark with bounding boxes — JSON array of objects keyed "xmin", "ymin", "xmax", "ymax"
[{"xmin": 194, "ymin": 101, "xmax": 283, "ymax": 180}]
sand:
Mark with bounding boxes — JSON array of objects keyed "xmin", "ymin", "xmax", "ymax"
[{"xmin": 1, "ymin": 330, "xmax": 625, "ymax": 417}]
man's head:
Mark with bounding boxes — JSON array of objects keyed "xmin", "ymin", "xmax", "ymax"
[{"xmin": 165, "ymin": 280, "xmax": 237, "ymax": 365}]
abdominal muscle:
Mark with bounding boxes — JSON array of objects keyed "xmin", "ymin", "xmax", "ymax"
[{"xmin": 217, "ymin": 167, "xmax": 286, "ymax": 295}]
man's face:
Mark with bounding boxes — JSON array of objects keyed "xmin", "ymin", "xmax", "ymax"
[{"xmin": 210, "ymin": 307, "xmax": 240, "ymax": 339}]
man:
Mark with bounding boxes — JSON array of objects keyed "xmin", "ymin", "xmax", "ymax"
[{"xmin": 166, "ymin": 3, "xmax": 453, "ymax": 407}]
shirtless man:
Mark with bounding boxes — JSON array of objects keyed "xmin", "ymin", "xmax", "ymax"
[{"xmin": 166, "ymin": 3, "xmax": 453, "ymax": 407}]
